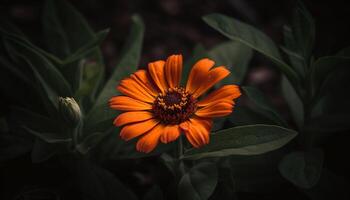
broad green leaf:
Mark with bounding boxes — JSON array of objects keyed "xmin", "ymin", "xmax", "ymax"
[
  {"xmin": 311, "ymin": 56, "xmax": 350, "ymax": 97},
  {"xmin": 86, "ymin": 15, "xmax": 144, "ymax": 131},
  {"xmin": 208, "ymin": 41, "xmax": 252, "ymax": 85},
  {"xmin": 43, "ymin": 0, "xmax": 106, "ymax": 92},
  {"xmin": 4, "ymin": 37, "xmax": 72, "ymax": 100},
  {"xmin": 73, "ymin": 159, "xmax": 137, "ymax": 200},
  {"xmin": 182, "ymin": 44, "xmax": 208, "ymax": 86},
  {"xmin": 183, "ymin": 125, "xmax": 297, "ymax": 160},
  {"xmin": 178, "ymin": 162, "xmax": 218, "ymax": 200},
  {"xmin": 242, "ymin": 86, "xmax": 287, "ymax": 126},
  {"xmin": 281, "ymin": 76, "xmax": 304, "ymax": 129},
  {"xmin": 31, "ymin": 138, "xmax": 60, "ymax": 163},
  {"xmin": 281, "ymin": 26, "xmax": 306, "ymax": 77},
  {"xmin": 76, "ymin": 131, "xmax": 107, "ymax": 154},
  {"xmin": 279, "ymin": 149, "xmax": 324, "ymax": 189},
  {"xmin": 43, "ymin": 0, "xmax": 101, "ymax": 59},
  {"xmin": 23, "ymin": 126, "xmax": 71, "ymax": 144},
  {"xmin": 203, "ymin": 13, "xmax": 299, "ymax": 87},
  {"xmin": 292, "ymin": 0, "xmax": 315, "ymax": 61}
]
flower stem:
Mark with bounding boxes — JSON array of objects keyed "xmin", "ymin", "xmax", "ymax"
[{"xmin": 177, "ymin": 135, "xmax": 184, "ymax": 159}]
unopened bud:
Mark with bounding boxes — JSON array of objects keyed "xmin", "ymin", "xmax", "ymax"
[{"xmin": 58, "ymin": 97, "xmax": 82, "ymax": 128}]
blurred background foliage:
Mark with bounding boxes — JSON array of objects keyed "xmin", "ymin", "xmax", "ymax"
[{"xmin": 1, "ymin": 0, "xmax": 350, "ymax": 200}]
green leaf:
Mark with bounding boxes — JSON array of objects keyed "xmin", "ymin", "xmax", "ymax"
[
  {"xmin": 86, "ymin": 14, "xmax": 144, "ymax": 132},
  {"xmin": 76, "ymin": 131, "xmax": 107, "ymax": 154},
  {"xmin": 4, "ymin": 37, "xmax": 72, "ymax": 110},
  {"xmin": 178, "ymin": 162, "xmax": 218, "ymax": 200},
  {"xmin": 311, "ymin": 56, "xmax": 350, "ymax": 97},
  {"xmin": 31, "ymin": 138, "xmax": 60, "ymax": 163},
  {"xmin": 182, "ymin": 44, "xmax": 208, "ymax": 86},
  {"xmin": 279, "ymin": 149, "xmax": 324, "ymax": 189},
  {"xmin": 73, "ymin": 160, "xmax": 138, "ymax": 200},
  {"xmin": 22, "ymin": 126, "xmax": 71, "ymax": 144},
  {"xmin": 292, "ymin": 0, "xmax": 315, "ymax": 60},
  {"xmin": 281, "ymin": 26, "xmax": 306, "ymax": 77},
  {"xmin": 242, "ymin": 86, "xmax": 287, "ymax": 126},
  {"xmin": 208, "ymin": 41, "xmax": 252, "ymax": 85},
  {"xmin": 43, "ymin": 0, "xmax": 100, "ymax": 58},
  {"xmin": 42, "ymin": 0, "xmax": 106, "ymax": 92},
  {"xmin": 183, "ymin": 125, "xmax": 297, "ymax": 160},
  {"xmin": 203, "ymin": 13, "xmax": 299, "ymax": 87},
  {"xmin": 281, "ymin": 76, "xmax": 304, "ymax": 129}
]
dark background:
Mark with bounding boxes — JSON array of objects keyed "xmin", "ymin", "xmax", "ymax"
[{"xmin": 1, "ymin": 0, "xmax": 350, "ymax": 199}]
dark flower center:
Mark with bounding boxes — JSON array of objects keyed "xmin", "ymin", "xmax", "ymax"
[{"xmin": 153, "ymin": 87, "xmax": 197, "ymax": 124}]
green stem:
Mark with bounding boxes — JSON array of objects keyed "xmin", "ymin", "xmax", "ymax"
[{"xmin": 177, "ymin": 135, "xmax": 184, "ymax": 159}]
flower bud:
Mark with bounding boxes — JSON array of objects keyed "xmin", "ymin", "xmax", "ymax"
[{"xmin": 58, "ymin": 97, "xmax": 82, "ymax": 128}]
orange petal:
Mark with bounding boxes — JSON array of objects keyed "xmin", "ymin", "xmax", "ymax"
[
  {"xmin": 197, "ymin": 85, "xmax": 241, "ymax": 107},
  {"xmin": 165, "ymin": 54, "xmax": 183, "ymax": 88},
  {"xmin": 131, "ymin": 70, "xmax": 158, "ymax": 96},
  {"xmin": 136, "ymin": 123, "xmax": 165, "ymax": 153},
  {"xmin": 180, "ymin": 118, "xmax": 212, "ymax": 148},
  {"xmin": 120, "ymin": 118, "xmax": 159, "ymax": 141},
  {"xmin": 109, "ymin": 96, "xmax": 152, "ymax": 111},
  {"xmin": 148, "ymin": 60, "xmax": 168, "ymax": 93},
  {"xmin": 186, "ymin": 58, "xmax": 215, "ymax": 94},
  {"xmin": 195, "ymin": 102, "xmax": 234, "ymax": 118},
  {"xmin": 117, "ymin": 78, "xmax": 155, "ymax": 103},
  {"xmin": 160, "ymin": 124, "xmax": 181, "ymax": 144},
  {"xmin": 192, "ymin": 66, "xmax": 230, "ymax": 98},
  {"xmin": 113, "ymin": 111, "xmax": 154, "ymax": 127}
]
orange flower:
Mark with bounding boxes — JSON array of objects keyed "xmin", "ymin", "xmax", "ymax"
[{"xmin": 109, "ymin": 55, "xmax": 241, "ymax": 153}]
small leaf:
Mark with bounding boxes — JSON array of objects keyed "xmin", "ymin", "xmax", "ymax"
[
  {"xmin": 279, "ymin": 149, "xmax": 324, "ymax": 189},
  {"xmin": 86, "ymin": 15, "xmax": 144, "ymax": 132},
  {"xmin": 209, "ymin": 41, "xmax": 252, "ymax": 85},
  {"xmin": 243, "ymin": 86, "xmax": 287, "ymax": 126},
  {"xmin": 203, "ymin": 13, "xmax": 299, "ymax": 87},
  {"xmin": 281, "ymin": 76, "xmax": 304, "ymax": 129},
  {"xmin": 178, "ymin": 162, "xmax": 218, "ymax": 200},
  {"xmin": 183, "ymin": 125, "xmax": 297, "ymax": 160}
]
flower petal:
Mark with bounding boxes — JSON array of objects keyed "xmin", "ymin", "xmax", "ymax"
[
  {"xmin": 165, "ymin": 54, "xmax": 183, "ymax": 88},
  {"xmin": 131, "ymin": 70, "xmax": 158, "ymax": 96},
  {"xmin": 109, "ymin": 96, "xmax": 152, "ymax": 111},
  {"xmin": 186, "ymin": 58, "xmax": 215, "ymax": 94},
  {"xmin": 117, "ymin": 78, "xmax": 155, "ymax": 103},
  {"xmin": 195, "ymin": 102, "xmax": 234, "ymax": 118},
  {"xmin": 160, "ymin": 124, "xmax": 181, "ymax": 144},
  {"xmin": 113, "ymin": 111, "xmax": 154, "ymax": 127},
  {"xmin": 197, "ymin": 85, "xmax": 241, "ymax": 107},
  {"xmin": 180, "ymin": 118, "xmax": 212, "ymax": 148},
  {"xmin": 136, "ymin": 123, "xmax": 165, "ymax": 153},
  {"xmin": 148, "ymin": 60, "xmax": 168, "ymax": 93},
  {"xmin": 120, "ymin": 118, "xmax": 159, "ymax": 141},
  {"xmin": 192, "ymin": 66, "xmax": 230, "ymax": 98}
]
